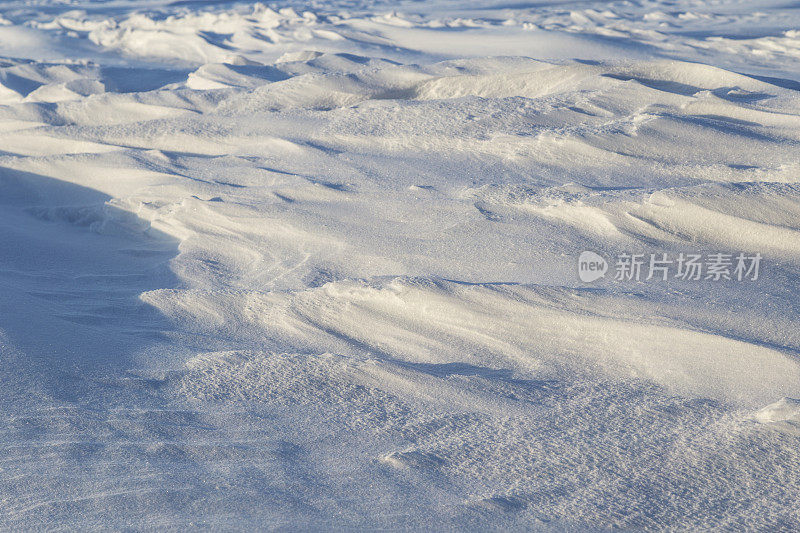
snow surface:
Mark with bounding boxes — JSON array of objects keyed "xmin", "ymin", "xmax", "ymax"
[{"xmin": 1, "ymin": 0, "xmax": 800, "ymax": 529}]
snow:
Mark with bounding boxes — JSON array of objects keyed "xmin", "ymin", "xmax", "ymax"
[
  {"xmin": 753, "ymin": 398, "xmax": 800, "ymax": 435},
  {"xmin": 1, "ymin": 0, "xmax": 800, "ymax": 529}
]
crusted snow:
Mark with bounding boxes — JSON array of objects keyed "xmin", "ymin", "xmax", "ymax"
[{"xmin": 1, "ymin": 0, "xmax": 800, "ymax": 529}]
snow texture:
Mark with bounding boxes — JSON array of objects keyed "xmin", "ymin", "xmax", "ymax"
[{"xmin": 1, "ymin": 0, "xmax": 800, "ymax": 529}]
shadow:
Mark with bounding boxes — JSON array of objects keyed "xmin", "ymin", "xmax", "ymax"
[
  {"xmin": 225, "ymin": 64, "xmax": 291, "ymax": 82},
  {"xmin": 663, "ymin": 113, "xmax": 778, "ymax": 143},
  {"xmin": 0, "ymin": 166, "xmax": 180, "ymax": 402},
  {"xmin": 393, "ymin": 361, "xmax": 516, "ymax": 380},
  {"xmin": 602, "ymin": 72, "xmax": 779, "ymax": 104},
  {"xmin": 100, "ymin": 66, "xmax": 192, "ymax": 93},
  {"xmin": 742, "ymin": 73, "xmax": 800, "ymax": 92},
  {"xmin": 601, "ymin": 73, "xmax": 702, "ymax": 96}
]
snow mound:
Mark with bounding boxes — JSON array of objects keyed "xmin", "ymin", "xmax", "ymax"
[{"xmin": 752, "ymin": 398, "xmax": 800, "ymax": 435}]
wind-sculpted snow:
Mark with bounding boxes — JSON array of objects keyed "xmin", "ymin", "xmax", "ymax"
[{"xmin": 1, "ymin": 0, "xmax": 800, "ymax": 530}]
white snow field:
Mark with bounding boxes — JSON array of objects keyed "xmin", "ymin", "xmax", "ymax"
[{"xmin": 1, "ymin": 0, "xmax": 800, "ymax": 529}]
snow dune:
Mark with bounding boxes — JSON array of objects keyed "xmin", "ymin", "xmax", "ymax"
[{"xmin": 1, "ymin": 0, "xmax": 800, "ymax": 529}]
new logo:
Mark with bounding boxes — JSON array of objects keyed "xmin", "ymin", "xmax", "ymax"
[{"xmin": 578, "ymin": 251, "xmax": 608, "ymax": 282}]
